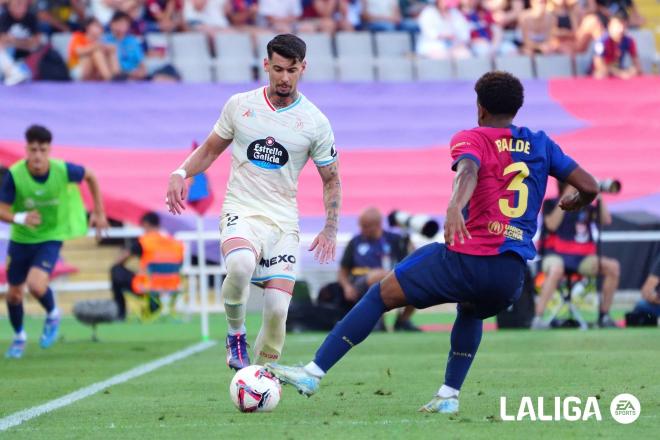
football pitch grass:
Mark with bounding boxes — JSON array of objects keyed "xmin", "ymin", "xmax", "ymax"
[{"xmin": 0, "ymin": 313, "xmax": 657, "ymax": 439}]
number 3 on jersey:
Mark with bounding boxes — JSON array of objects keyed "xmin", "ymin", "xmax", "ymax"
[{"xmin": 499, "ymin": 162, "xmax": 529, "ymax": 218}]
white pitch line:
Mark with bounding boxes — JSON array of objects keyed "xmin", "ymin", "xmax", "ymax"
[{"xmin": 0, "ymin": 340, "xmax": 217, "ymax": 432}]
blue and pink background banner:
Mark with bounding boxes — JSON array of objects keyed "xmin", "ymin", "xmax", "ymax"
[{"xmin": 1, "ymin": 78, "xmax": 658, "ymax": 236}]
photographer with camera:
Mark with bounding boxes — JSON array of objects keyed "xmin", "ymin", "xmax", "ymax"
[
  {"xmin": 338, "ymin": 207, "xmax": 420, "ymax": 331},
  {"xmin": 532, "ymin": 180, "xmax": 620, "ymax": 329}
]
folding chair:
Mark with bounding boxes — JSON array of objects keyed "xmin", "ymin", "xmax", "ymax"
[{"xmin": 130, "ymin": 262, "xmax": 183, "ymax": 322}]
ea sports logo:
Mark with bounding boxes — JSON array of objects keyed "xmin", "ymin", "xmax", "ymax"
[{"xmin": 610, "ymin": 393, "xmax": 640, "ymax": 424}]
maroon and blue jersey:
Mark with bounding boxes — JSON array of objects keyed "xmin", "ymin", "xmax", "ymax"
[{"xmin": 448, "ymin": 125, "xmax": 578, "ymax": 260}]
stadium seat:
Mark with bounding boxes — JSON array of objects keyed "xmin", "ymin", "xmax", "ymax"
[
  {"xmin": 170, "ymin": 32, "xmax": 212, "ymax": 63},
  {"xmin": 144, "ymin": 33, "xmax": 173, "ymax": 74},
  {"xmin": 628, "ymin": 29, "xmax": 659, "ymax": 74},
  {"xmin": 575, "ymin": 50, "xmax": 594, "ymax": 77},
  {"xmin": 335, "ymin": 32, "xmax": 374, "ymax": 58},
  {"xmin": 145, "ymin": 33, "xmax": 171, "ymax": 57},
  {"xmin": 257, "ymin": 33, "xmax": 277, "ymax": 61},
  {"xmin": 297, "ymin": 32, "xmax": 334, "ymax": 61},
  {"xmin": 214, "ymin": 59, "xmax": 254, "ymax": 83},
  {"xmin": 50, "ymin": 32, "xmax": 72, "ymax": 62},
  {"xmin": 214, "ymin": 33, "xmax": 255, "ymax": 61},
  {"xmin": 170, "ymin": 33, "xmax": 213, "ymax": 83},
  {"xmin": 494, "ymin": 55, "xmax": 534, "ymax": 79},
  {"xmin": 455, "ymin": 57, "xmax": 492, "ymax": 80},
  {"xmin": 415, "ymin": 58, "xmax": 454, "ymax": 80},
  {"xmin": 336, "ymin": 57, "xmax": 375, "ymax": 81},
  {"xmin": 535, "ymin": 54, "xmax": 574, "ymax": 78},
  {"xmin": 374, "ymin": 32, "xmax": 413, "ymax": 58},
  {"xmin": 173, "ymin": 60, "xmax": 214, "ymax": 83},
  {"xmin": 302, "ymin": 58, "xmax": 337, "ymax": 82},
  {"xmin": 376, "ymin": 58, "xmax": 414, "ymax": 82}
]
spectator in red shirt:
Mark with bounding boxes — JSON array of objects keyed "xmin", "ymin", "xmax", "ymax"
[
  {"xmin": 299, "ymin": 0, "xmax": 338, "ymax": 33},
  {"xmin": 593, "ymin": 14, "xmax": 642, "ymax": 79}
]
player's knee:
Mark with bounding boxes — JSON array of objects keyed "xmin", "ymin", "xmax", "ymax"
[
  {"xmin": 26, "ymin": 279, "xmax": 47, "ymax": 296},
  {"xmin": 547, "ymin": 262, "xmax": 565, "ymax": 280},
  {"xmin": 607, "ymin": 259, "xmax": 620, "ymax": 278},
  {"xmin": 7, "ymin": 287, "xmax": 23, "ymax": 304},
  {"xmin": 225, "ymin": 250, "xmax": 256, "ymax": 285}
]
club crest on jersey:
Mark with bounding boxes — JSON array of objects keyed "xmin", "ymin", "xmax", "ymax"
[{"xmin": 247, "ymin": 137, "xmax": 289, "ymax": 170}]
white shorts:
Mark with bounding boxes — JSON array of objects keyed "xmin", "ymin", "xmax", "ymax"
[{"xmin": 219, "ymin": 212, "xmax": 299, "ymax": 285}]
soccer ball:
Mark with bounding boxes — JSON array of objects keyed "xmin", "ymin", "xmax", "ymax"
[{"xmin": 229, "ymin": 365, "xmax": 281, "ymax": 413}]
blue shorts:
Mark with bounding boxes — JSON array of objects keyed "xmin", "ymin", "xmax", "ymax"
[
  {"xmin": 394, "ymin": 243, "xmax": 526, "ymax": 319},
  {"xmin": 6, "ymin": 240, "xmax": 63, "ymax": 285}
]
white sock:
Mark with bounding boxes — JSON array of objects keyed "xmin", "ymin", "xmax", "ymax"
[
  {"xmin": 227, "ymin": 324, "xmax": 246, "ymax": 335},
  {"xmin": 48, "ymin": 308, "xmax": 60, "ymax": 319},
  {"xmin": 254, "ymin": 288, "xmax": 292, "ymax": 364},
  {"xmin": 304, "ymin": 361, "xmax": 326, "ymax": 378},
  {"xmin": 437, "ymin": 384, "xmax": 459, "ymax": 398},
  {"xmin": 16, "ymin": 330, "xmax": 27, "ymax": 341}
]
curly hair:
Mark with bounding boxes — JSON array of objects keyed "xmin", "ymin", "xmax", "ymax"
[{"xmin": 474, "ymin": 71, "xmax": 524, "ymax": 117}]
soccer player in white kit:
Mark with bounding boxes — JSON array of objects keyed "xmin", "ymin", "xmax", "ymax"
[{"xmin": 166, "ymin": 34, "xmax": 342, "ymax": 370}]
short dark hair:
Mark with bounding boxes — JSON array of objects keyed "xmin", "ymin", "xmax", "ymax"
[
  {"xmin": 140, "ymin": 211, "xmax": 160, "ymax": 227},
  {"xmin": 110, "ymin": 10, "xmax": 131, "ymax": 24},
  {"xmin": 25, "ymin": 125, "xmax": 52, "ymax": 144},
  {"xmin": 83, "ymin": 17, "xmax": 101, "ymax": 31},
  {"xmin": 474, "ymin": 71, "xmax": 524, "ymax": 117},
  {"xmin": 267, "ymin": 34, "xmax": 306, "ymax": 63}
]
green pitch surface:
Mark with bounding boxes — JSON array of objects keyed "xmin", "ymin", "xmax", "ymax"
[{"xmin": 1, "ymin": 314, "xmax": 658, "ymax": 439}]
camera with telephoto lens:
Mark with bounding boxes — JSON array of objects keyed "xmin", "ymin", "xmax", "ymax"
[
  {"xmin": 387, "ymin": 210, "xmax": 440, "ymax": 238},
  {"xmin": 598, "ymin": 179, "xmax": 621, "ymax": 194}
]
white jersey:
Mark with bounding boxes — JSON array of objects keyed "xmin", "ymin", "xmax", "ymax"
[{"xmin": 214, "ymin": 87, "xmax": 337, "ymax": 232}]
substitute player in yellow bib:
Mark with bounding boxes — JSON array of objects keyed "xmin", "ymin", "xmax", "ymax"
[{"xmin": 166, "ymin": 34, "xmax": 342, "ymax": 370}]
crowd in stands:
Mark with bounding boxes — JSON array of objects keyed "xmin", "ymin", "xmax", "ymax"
[{"xmin": 0, "ymin": 0, "xmax": 651, "ymax": 84}]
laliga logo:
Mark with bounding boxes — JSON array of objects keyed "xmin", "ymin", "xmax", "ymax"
[
  {"xmin": 500, "ymin": 396, "xmax": 602, "ymax": 422},
  {"xmin": 488, "ymin": 221, "xmax": 504, "ymax": 235},
  {"xmin": 500, "ymin": 394, "xmax": 641, "ymax": 423}
]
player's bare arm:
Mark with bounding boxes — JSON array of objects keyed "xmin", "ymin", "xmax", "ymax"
[
  {"xmin": 0, "ymin": 202, "xmax": 40, "ymax": 227},
  {"xmin": 166, "ymin": 131, "xmax": 232, "ymax": 215},
  {"xmin": 83, "ymin": 168, "xmax": 109, "ymax": 240},
  {"xmin": 558, "ymin": 166, "xmax": 598, "ymax": 212},
  {"xmin": 445, "ymin": 158, "xmax": 479, "ymax": 246},
  {"xmin": 310, "ymin": 161, "xmax": 342, "ymax": 264}
]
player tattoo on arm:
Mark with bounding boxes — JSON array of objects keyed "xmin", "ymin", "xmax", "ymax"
[{"xmin": 310, "ymin": 161, "xmax": 342, "ymax": 263}]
